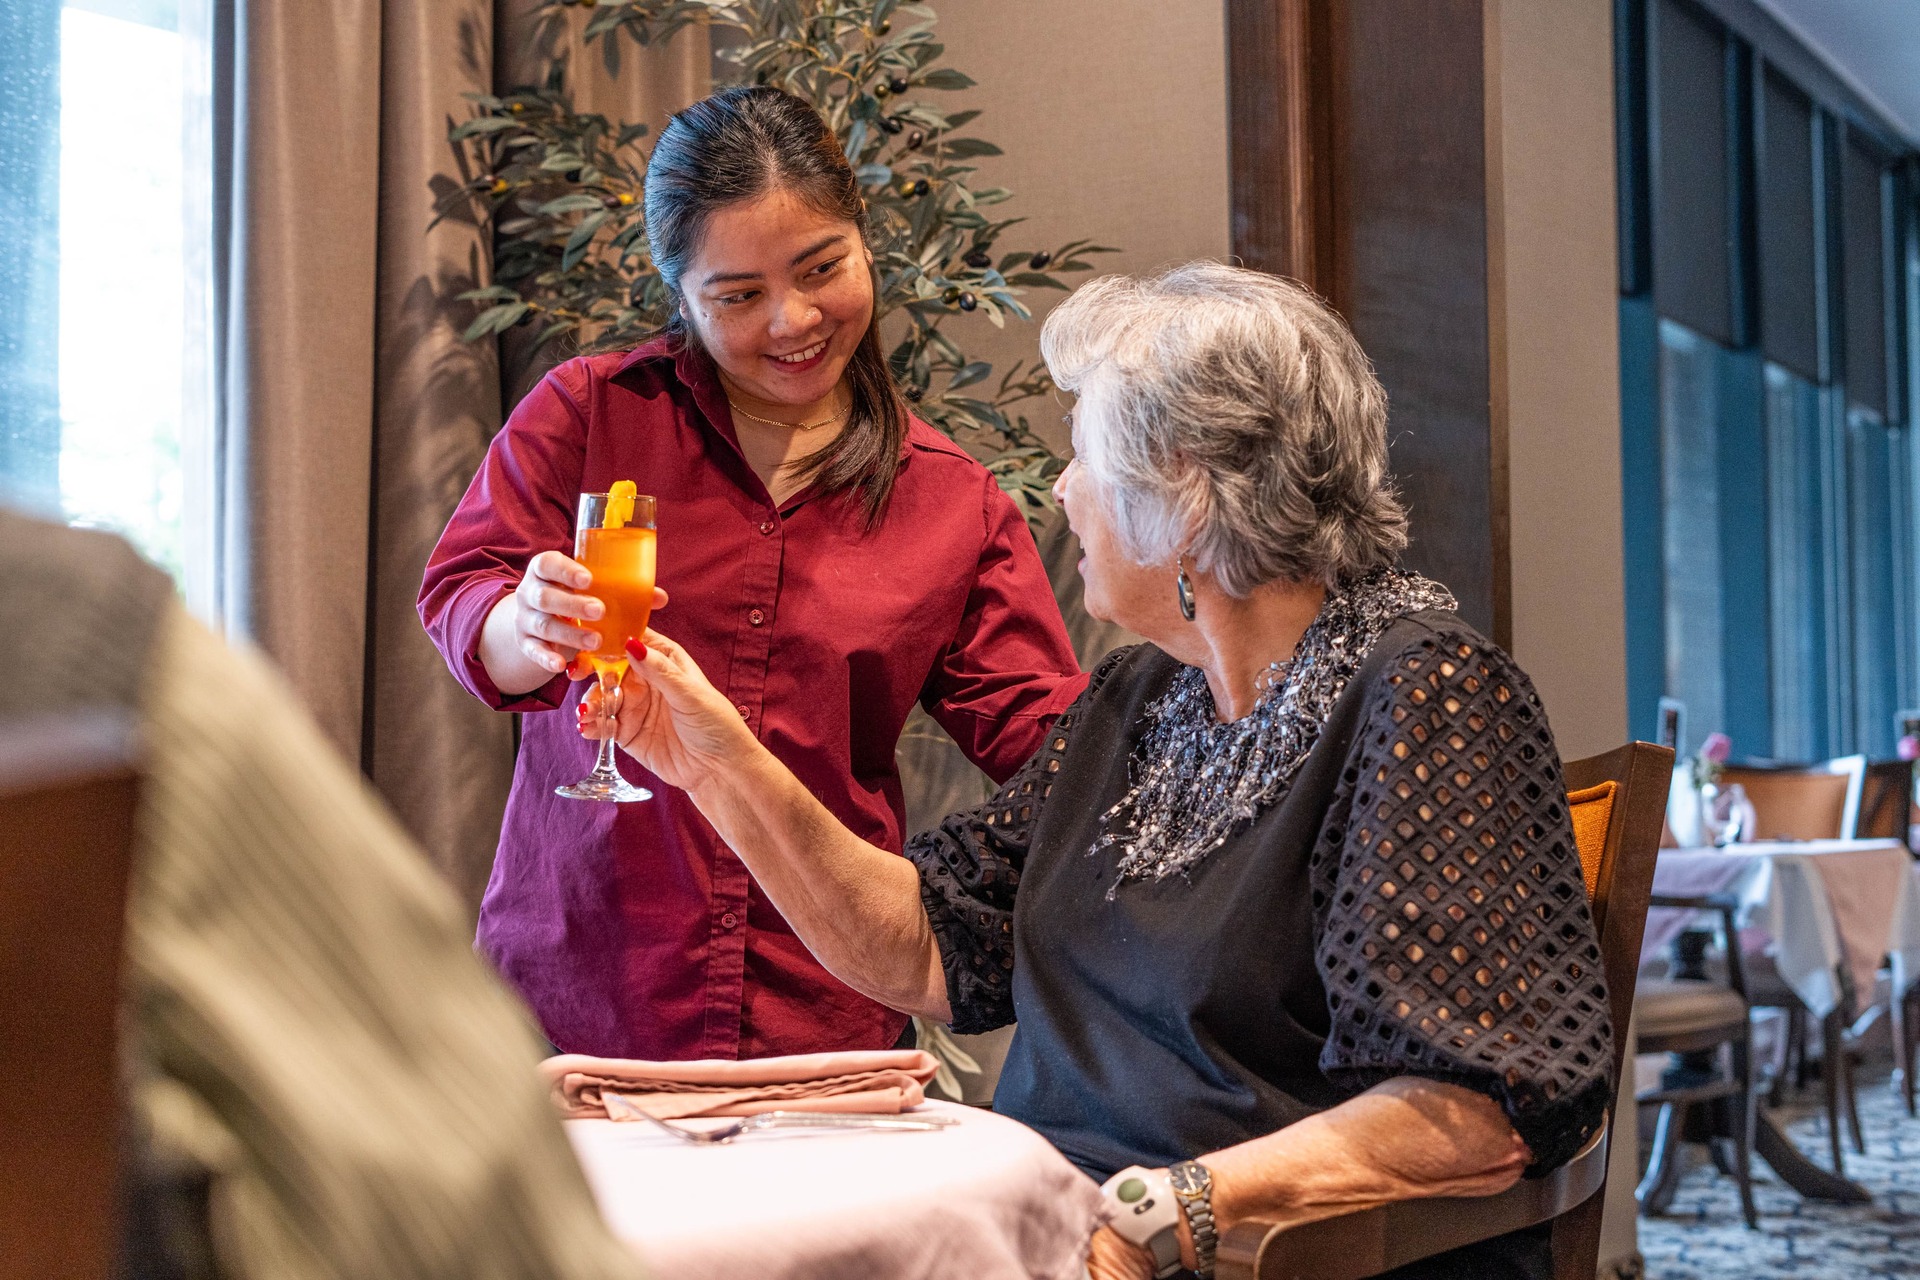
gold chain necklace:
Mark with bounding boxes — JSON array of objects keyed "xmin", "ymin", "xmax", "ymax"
[{"xmin": 725, "ymin": 397, "xmax": 844, "ymax": 432}]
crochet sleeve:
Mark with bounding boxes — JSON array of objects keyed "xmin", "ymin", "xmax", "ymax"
[
  {"xmin": 906, "ymin": 648, "xmax": 1133, "ymax": 1035},
  {"xmin": 1313, "ymin": 628, "xmax": 1613, "ymax": 1173}
]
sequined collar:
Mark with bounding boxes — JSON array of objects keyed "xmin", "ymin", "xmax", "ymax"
[{"xmin": 1091, "ymin": 568, "xmax": 1458, "ymax": 892}]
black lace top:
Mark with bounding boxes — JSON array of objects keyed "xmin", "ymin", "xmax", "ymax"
[{"xmin": 908, "ymin": 612, "xmax": 1612, "ymax": 1213}]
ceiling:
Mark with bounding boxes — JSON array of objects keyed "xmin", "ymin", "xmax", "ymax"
[{"xmin": 1754, "ymin": 0, "xmax": 1920, "ymax": 145}]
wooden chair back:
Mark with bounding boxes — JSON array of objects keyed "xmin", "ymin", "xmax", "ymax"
[
  {"xmin": 1857, "ymin": 759, "xmax": 1916, "ymax": 851},
  {"xmin": 0, "ymin": 713, "xmax": 141, "ymax": 1280},
  {"xmin": 1217, "ymin": 742, "xmax": 1673, "ymax": 1280},
  {"xmin": 1718, "ymin": 756, "xmax": 1867, "ymax": 841}
]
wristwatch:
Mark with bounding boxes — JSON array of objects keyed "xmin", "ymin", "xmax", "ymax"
[
  {"xmin": 1168, "ymin": 1160, "xmax": 1218, "ymax": 1278},
  {"xmin": 1098, "ymin": 1165, "xmax": 1185, "ymax": 1278}
]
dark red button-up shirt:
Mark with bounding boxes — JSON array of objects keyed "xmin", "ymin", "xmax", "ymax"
[{"xmin": 419, "ymin": 337, "xmax": 1085, "ymax": 1060}]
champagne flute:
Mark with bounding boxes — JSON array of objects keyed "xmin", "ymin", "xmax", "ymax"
[{"xmin": 556, "ymin": 490, "xmax": 656, "ymax": 802}]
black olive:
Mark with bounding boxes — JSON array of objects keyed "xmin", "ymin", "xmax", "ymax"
[
  {"xmin": 1028, "ymin": 251, "xmax": 1052, "ymax": 270},
  {"xmin": 880, "ymin": 116, "xmax": 903, "ymax": 135},
  {"xmin": 904, "ymin": 385, "xmax": 923, "ymax": 402},
  {"xmin": 906, "ymin": 130, "xmax": 924, "ymax": 149},
  {"xmin": 912, "ymin": 178, "xmax": 930, "ymax": 197},
  {"xmin": 888, "ymin": 76, "xmax": 910, "ymax": 94},
  {"xmin": 958, "ymin": 292, "xmax": 978, "ymax": 312},
  {"xmin": 963, "ymin": 248, "xmax": 992, "ymax": 269}
]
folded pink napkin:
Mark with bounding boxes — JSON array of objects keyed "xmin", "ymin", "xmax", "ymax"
[{"xmin": 542, "ymin": 1049, "xmax": 942, "ymax": 1121}]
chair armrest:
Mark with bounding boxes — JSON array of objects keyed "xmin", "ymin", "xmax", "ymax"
[
  {"xmin": 1645, "ymin": 893, "xmax": 1749, "ymax": 999},
  {"xmin": 1214, "ymin": 1124, "xmax": 1609, "ymax": 1280},
  {"xmin": 1646, "ymin": 891, "xmax": 1740, "ymax": 912}
]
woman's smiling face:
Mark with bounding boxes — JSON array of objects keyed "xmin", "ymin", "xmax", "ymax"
[{"xmin": 677, "ymin": 187, "xmax": 875, "ymax": 407}]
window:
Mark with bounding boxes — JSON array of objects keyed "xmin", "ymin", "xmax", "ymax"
[
  {"xmin": 1618, "ymin": 0, "xmax": 1920, "ymax": 762},
  {"xmin": 1659, "ymin": 320, "xmax": 1728, "ymax": 745},
  {"xmin": 0, "ymin": 0, "xmax": 208, "ymax": 589},
  {"xmin": 1763, "ymin": 363, "xmax": 1828, "ymax": 759}
]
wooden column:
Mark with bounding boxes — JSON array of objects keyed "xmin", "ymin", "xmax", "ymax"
[
  {"xmin": 1227, "ymin": 0, "xmax": 1509, "ymax": 644},
  {"xmin": 1227, "ymin": 0, "xmax": 1331, "ymax": 289}
]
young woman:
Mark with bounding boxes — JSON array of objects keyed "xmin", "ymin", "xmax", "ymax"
[{"xmin": 419, "ymin": 87, "xmax": 1084, "ymax": 1061}]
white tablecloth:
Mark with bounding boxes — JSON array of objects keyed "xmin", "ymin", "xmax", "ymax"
[
  {"xmin": 1645, "ymin": 840, "xmax": 1920, "ymax": 1017},
  {"xmin": 567, "ymin": 1100, "xmax": 1106, "ymax": 1280}
]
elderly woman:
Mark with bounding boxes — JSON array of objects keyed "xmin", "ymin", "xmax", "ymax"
[{"xmin": 584, "ymin": 263, "xmax": 1611, "ymax": 1280}]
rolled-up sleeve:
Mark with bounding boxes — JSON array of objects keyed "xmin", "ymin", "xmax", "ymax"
[
  {"xmin": 920, "ymin": 475, "xmax": 1087, "ymax": 785},
  {"xmin": 418, "ymin": 364, "xmax": 590, "ymax": 712},
  {"xmin": 1314, "ymin": 629, "xmax": 1613, "ymax": 1173}
]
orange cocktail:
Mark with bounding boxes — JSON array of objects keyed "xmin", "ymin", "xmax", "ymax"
[
  {"xmin": 557, "ymin": 484, "xmax": 656, "ymax": 803},
  {"xmin": 576, "ymin": 524, "xmax": 656, "ymax": 676}
]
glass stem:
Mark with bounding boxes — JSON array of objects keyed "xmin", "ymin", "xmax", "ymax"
[{"xmin": 591, "ymin": 668, "xmax": 624, "ymax": 780}]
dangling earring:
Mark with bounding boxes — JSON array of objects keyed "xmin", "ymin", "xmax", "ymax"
[{"xmin": 1176, "ymin": 555, "xmax": 1197, "ymax": 622}]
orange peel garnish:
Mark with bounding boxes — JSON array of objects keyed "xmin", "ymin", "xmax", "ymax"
[{"xmin": 603, "ymin": 480, "xmax": 637, "ymax": 530}]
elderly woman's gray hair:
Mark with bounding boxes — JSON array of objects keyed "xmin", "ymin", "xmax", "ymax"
[{"xmin": 1041, "ymin": 261, "xmax": 1408, "ymax": 595}]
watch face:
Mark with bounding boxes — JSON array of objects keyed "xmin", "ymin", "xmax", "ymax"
[{"xmin": 1169, "ymin": 1161, "xmax": 1211, "ymax": 1195}]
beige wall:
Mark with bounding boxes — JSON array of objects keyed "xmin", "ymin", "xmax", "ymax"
[
  {"xmin": 1484, "ymin": 3, "xmax": 1635, "ymax": 1271},
  {"xmin": 1487, "ymin": 0, "xmax": 1630, "ymax": 763},
  {"xmin": 926, "ymin": 0, "xmax": 1231, "ymax": 453}
]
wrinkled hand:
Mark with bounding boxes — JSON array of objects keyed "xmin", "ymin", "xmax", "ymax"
[
  {"xmin": 575, "ymin": 628, "xmax": 758, "ymax": 794},
  {"xmin": 1086, "ymin": 1226, "xmax": 1155, "ymax": 1280}
]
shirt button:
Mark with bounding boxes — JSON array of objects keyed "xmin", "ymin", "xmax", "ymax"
[
  {"xmin": 721, "ymin": 911, "xmax": 738, "ymax": 929},
  {"xmin": 748, "ymin": 608, "xmax": 765, "ymax": 626},
  {"xmin": 736, "ymin": 703, "xmax": 751, "ymax": 719},
  {"xmin": 758, "ymin": 520, "xmax": 775, "ymax": 536}
]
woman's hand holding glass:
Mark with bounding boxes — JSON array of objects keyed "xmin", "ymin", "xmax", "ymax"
[
  {"xmin": 576, "ymin": 630, "xmax": 761, "ymax": 793},
  {"xmin": 510, "ymin": 551, "xmax": 670, "ymax": 680}
]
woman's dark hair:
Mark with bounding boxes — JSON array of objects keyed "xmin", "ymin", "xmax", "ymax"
[{"xmin": 645, "ymin": 86, "xmax": 906, "ymax": 525}]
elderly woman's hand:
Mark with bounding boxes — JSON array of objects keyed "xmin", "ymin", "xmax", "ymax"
[
  {"xmin": 576, "ymin": 628, "xmax": 760, "ymax": 794},
  {"xmin": 1085, "ymin": 1226, "xmax": 1157, "ymax": 1280}
]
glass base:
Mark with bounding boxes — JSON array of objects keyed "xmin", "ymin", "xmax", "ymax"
[{"xmin": 555, "ymin": 774, "xmax": 653, "ymax": 803}]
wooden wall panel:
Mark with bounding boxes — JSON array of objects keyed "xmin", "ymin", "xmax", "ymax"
[
  {"xmin": 1327, "ymin": 0, "xmax": 1501, "ymax": 638},
  {"xmin": 1230, "ymin": 0, "xmax": 1505, "ymax": 638}
]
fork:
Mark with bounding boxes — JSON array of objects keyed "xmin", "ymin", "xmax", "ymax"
[{"xmin": 633, "ymin": 1109, "xmax": 960, "ymax": 1146}]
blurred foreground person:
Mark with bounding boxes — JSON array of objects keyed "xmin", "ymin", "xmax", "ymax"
[
  {"xmin": 583, "ymin": 264, "xmax": 1612, "ymax": 1280},
  {"xmin": 1, "ymin": 509, "xmax": 641, "ymax": 1279}
]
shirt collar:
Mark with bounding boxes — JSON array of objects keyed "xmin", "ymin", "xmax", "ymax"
[
  {"xmin": 615, "ymin": 329, "xmax": 929, "ymax": 482},
  {"xmin": 614, "ymin": 331, "xmax": 739, "ymax": 442}
]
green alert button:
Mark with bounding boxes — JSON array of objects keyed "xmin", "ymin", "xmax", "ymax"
[{"xmin": 1117, "ymin": 1177, "xmax": 1147, "ymax": 1204}]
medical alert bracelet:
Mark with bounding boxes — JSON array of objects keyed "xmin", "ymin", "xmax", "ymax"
[{"xmin": 1099, "ymin": 1165, "xmax": 1185, "ymax": 1278}]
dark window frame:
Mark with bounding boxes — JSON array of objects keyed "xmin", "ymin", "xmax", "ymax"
[{"xmin": 1617, "ymin": 0, "xmax": 1920, "ymax": 757}]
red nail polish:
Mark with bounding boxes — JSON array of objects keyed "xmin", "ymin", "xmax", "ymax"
[{"xmin": 625, "ymin": 638, "xmax": 647, "ymax": 662}]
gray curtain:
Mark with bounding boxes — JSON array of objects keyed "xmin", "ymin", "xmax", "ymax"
[{"xmin": 211, "ymin": 0, "xmax": 706, "ymax": 913}]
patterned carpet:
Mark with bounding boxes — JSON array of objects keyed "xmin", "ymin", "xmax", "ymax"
[{"xmin": 1638, "ymin": 1063, "xmax": 1920, "ymax": 1278}]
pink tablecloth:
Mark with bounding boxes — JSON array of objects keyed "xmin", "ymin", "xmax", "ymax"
[
  {"xmin": 567, "ymin": 1099, "xmax": 1106, "ymax": 1280},
  {"xmin": 1645, "ymin": 840, "xmax": 1917, "ymax": 1015}
]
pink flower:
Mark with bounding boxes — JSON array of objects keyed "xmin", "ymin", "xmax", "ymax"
[
  {"xmin": 1701, "ymin": 732, "xmax": 1732, "ymax": 764},
  {"xmin": 1899, "ymin": 735, "xmax": 1920, "ymax": 762}
]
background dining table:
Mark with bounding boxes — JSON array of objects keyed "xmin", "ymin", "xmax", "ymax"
[
  {"xmin": 1641, "ymin": 838, "xmax": 1918, "ymax": 1203},
  {"xmin": 566, "ymin": 1099, "xmax": 1106, "ymax": 1279},
  {"xmin": 1643, "ymin": 839, "xmax": 1919, "ymax": 1018}
]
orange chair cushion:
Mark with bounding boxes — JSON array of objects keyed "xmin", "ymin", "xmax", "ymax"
[{"xmin": 1567, "ymin": 781, "xmax": 1616, "ymax": 903}]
